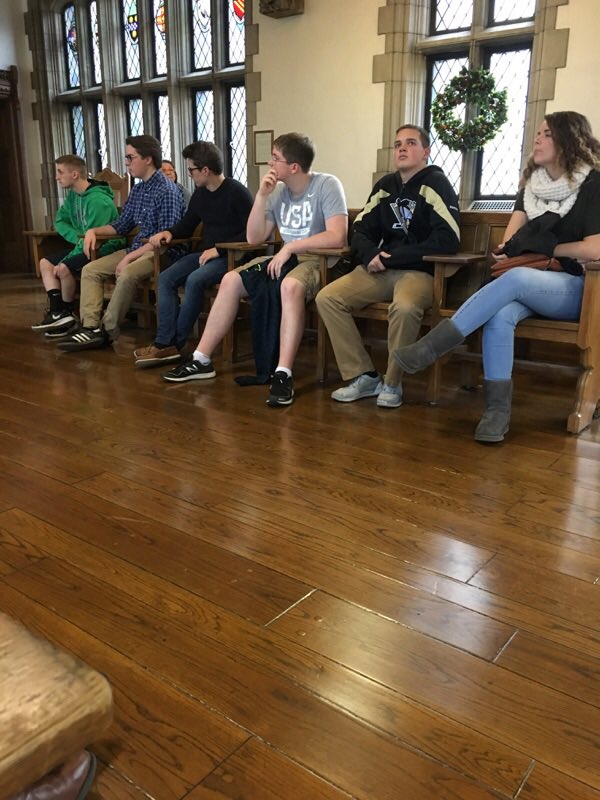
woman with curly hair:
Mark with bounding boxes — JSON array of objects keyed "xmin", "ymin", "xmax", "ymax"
[{"xmin": 393, "ymin": 111, "xmax": 600, "ymax": 442}]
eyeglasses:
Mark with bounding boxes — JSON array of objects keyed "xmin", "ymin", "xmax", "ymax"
[
  {"xmin": 124, "ymin": 154, "xmax": 141, "ymax": 162},
  {"xmin": 269, "ymin": 154, "xmax": 291, "ymax": 164},
  {"xmin": 187, "ymin": 166, "xmax": 201, "ymax": 175}
]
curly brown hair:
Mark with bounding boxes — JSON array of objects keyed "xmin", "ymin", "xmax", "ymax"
[{"xmin": 521, "ymin": 111, "xmax": 600, "ymax": 186}]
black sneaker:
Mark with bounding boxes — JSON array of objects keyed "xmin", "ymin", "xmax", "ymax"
[
  {"xmin": 266, "ymin": 371, "xmax": 294, "ymax": 406},
  {"xmin": 56, "ymin": 327, "xmax": 110, "ymax": 351},
  {"xmin": 161, "ymin": 356, "xmax": 216, "ymax": 383},
  {"xmin": 31, "ymin": 309, "xmax": 76, "ymax": 331},
  {"xmin": 44, "ymin": 322, "xmax": 80, "ymax": 339}
]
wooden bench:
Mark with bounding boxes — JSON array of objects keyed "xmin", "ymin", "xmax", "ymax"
[{"xmin": 0, "ymin": 612, "xmax": 112, "ymax": 797}]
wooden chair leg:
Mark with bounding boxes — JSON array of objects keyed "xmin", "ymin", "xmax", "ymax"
[
  {"xmin": 567, "ymin": 349, "xmax": 600, "ymax": 434},
  {"xmin": 316, "ymin": 316, "xmax": 329, "ymax": 383},
  {"xmin": 425, "ymin": 361, "xmax": 441, "ymax": 404}
]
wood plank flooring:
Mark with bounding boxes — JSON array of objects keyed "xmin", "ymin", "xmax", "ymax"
[{"xmin": 1, "ymin": 274, "xmax": 599, "ymax": 799}]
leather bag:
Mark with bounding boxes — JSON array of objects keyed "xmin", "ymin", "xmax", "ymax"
[{"xmin": 490, "ymin": 251, "xmax": 562, "ymax": 279}]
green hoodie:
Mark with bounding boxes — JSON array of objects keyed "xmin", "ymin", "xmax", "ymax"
[{"xmin": 54, "ymin": 179, "xmax": 125, "ymax": 258}]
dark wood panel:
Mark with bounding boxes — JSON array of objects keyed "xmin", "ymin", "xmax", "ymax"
[
  {"xmin": 495, "ymin": 630, "xmax": 600, "ymax": 707},
  {"xmin": 0, "ymin": 459, "xmax": 311, "ymax": 625},
  {"xmin": 519, "ymin": 762, "xmax": 600, "ymax": 799},
  {"xmin": 269, "ymin": 591, "xmax": 600, "ymax": 790},
  {"xmin": 2, "ymin": 558, "xmax": 514, "ymax": 800},
  {"xmin": 0, "ymin": 582, "xmax": 249, "ymax": 800},
  {"xmin": 0, "ymin": 509, "xmax": 532, "ymax": 797},
  {"xmin": 469, "ymin": 555, "xmax": 600, "ymax": 630},
  {"xmin": 187, "ymin": 738, "xmax": 355, "ymax": 800},
  {"xmin": 2, "ymin": 275, "xmax": 600, "ymax": 800},
  {"xmin": 73, "ymin": 471, "xmax": 514, "ymax": 659}
]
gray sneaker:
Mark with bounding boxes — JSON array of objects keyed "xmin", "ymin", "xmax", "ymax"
[
  {"xmin": 331, "ymin": 374, "xmax": 382, "ymax": 402},
  {"xmin": 377, "ymin": 383, "xmax": 403, "ymax": 408}
]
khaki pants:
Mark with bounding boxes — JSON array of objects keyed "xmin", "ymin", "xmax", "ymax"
[
  {"xmin": 79, "ymin": 249, "xmax": 155, "ymax": 337},
  {"xmin": 316, "ymin": 265, "xmax": 433, "ymax": 386}
]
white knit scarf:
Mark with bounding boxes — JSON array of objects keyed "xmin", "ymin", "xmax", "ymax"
[{"xmin": 524, "ymin": 164, "xmax": 591, "ymax": 220}]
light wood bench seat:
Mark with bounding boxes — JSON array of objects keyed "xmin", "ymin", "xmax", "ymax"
[{"xmin": 0, "ymin": 612, "xmax": 113, "ymax": 797}]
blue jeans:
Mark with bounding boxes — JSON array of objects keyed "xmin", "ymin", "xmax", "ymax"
[
  {"xmin": 155, "ymin": 252, "xmax": 227, "ymax": 348},
  {"xmin": 452, "ymin": 267, "xmax": 584, "ymax": 380}
]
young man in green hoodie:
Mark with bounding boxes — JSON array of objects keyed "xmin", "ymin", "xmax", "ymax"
[{"xmin": 31, "ymin": 155, "xmax": 122, "ymax": 334}]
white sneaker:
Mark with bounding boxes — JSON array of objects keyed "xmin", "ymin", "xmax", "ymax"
[
  {"xmin": 331, "ymin": 374, "xmax": 382, "ymax": 402},
  {"xmin": 377, "ymin": 383, "xmax": 403, "ymax": 408}
]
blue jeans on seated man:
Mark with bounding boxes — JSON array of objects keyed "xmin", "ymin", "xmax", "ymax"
[
  {"xmin": 156, "ymin": 251, "xmax": 228, "ymax": 350},
  {"xmin": 451, "ymin": 266, "xmax": 584, "ymax": 381}
]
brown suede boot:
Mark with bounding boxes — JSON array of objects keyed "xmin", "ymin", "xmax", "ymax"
[{"xmin": 8, "ymin": 751, "xmax": 96, "ymax": 800}]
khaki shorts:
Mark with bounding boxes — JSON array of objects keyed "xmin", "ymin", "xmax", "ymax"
[{"xmin": 236, "ymin": 254, "xmax": 321, "ymax": 302}]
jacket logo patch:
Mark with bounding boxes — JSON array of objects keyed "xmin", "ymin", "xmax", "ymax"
[{"xmin": 390, "ymin": 198, "xmax": 416, "ymax": 233}]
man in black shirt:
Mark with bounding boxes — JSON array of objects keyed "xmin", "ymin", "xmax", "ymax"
[{"xmin": 134, "ymin": 141, "xmax": 253, "ymax": 367}]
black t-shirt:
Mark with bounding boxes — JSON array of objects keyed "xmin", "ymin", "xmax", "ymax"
[
  {"xmin": 515, "ymin": 169, "xmax": 600, "ymax": 244},
  {"xmin": 168, "ymin": 177, "xmax": 253, "ymax": 251}
]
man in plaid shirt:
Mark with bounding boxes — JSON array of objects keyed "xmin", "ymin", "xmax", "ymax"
[{"xmin": 58, "ymin": 134, "xmax": 186, "ymax": 351}]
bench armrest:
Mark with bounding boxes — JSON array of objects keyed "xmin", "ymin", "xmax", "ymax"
[
  {"xmin": 584, "ymin": 260, "xmax": 600, "ymax": 271},
  {"xmin": 423, "ymin": 252, "xmax": 486, "ymax": 265},
  {"xmin": 305, "ymin": 246, "xmax": 352, "ymax": 286},
  {"xmin": 23, "ymin": 229, "xmax": 61, "ymax": 238}
]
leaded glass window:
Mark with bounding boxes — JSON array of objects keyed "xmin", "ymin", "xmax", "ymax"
[
  {"xmin": 96, "ymin": 101, "xmax": 108, "ymax": 168},
  {"xmin": 153, "ymin": 0, "xmax": 168, "ymax": 76},
  {"xmin": 127, "ymin": 97, "xmax": 144, "ymax": 135},
  {"xmin": 192, "ymin": 0, "xmax": 212, "ymax": 70},
  {"xmin": 229, "ymin": 85, "xmax": 246, "ymax": 182},
  {"xmin": 71, "ymin": 105, "xmax": 86, "ymax": 159},
  {"xmin": 478, "ymin": 48, "xmax": 532, "ymax": 197},
  {"xmin": 122, "ymin": 0, "xmax": 141, "ymax": 80},
  {"xmin": 195, "ymin": 89, "xmax": 215, "ymax": 142},
  {"xmin": 63, "ymin": 4, "xmax": 80, "ymax": 89},
  {"xmin": 431, "ymin": 0, "xmax": 473, "ymax": 34},
  {"xmin": 426, "ymin": 0, "xmax": 533, "ymax": 200},
  {"xmin": 427, "ymin": 55, "xmax": 468, "ymax": 194},
  {"xmin": 89, "ymin": 1, "xmax": 102, "ymax": 85},
  {"xmin": 156, "ymin": 94, "xmax": 171, "ymax": 160},
  {"xmin": 490, "ymin": 0, "xmax": 535, "ymax": 25},
  {"xmin": 228, "ymin": 0, "xmax": 245, "ymax": 66}
]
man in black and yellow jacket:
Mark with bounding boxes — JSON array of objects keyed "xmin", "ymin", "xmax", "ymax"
[{"xmin": 316, "ymin": 124, "xmax": 460, "ymax": 408}]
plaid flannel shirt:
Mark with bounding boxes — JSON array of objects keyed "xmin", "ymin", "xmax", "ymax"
[{"xmin": 112, "ymin": 169, "xmax": 186, "ymax": 258}]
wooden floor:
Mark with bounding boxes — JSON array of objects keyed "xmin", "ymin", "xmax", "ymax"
[{"xmin": 1, "ymin": 273, "xmax": 600, "ymax": 800}]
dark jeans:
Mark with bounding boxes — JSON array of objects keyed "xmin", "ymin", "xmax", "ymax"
[{"xmin": 156, "ymin": 252, "xmax": 228, "ymax": 348}]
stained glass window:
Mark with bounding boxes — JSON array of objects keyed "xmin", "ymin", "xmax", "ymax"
[
  {"xmin": 195, "ymin": 89, "xmax": 215, "ymax": 142},
  {"xmin": 157, "ymin": 94, "xmax": 171, "ymax": 160},
  {"xmin": 192, "ymin": 0, "xmax": 213, "ymax": 70},
  {"xmin": 479, "ymin": 48, "xmax": 532, "ymax": 196},
  {"xmin": 427, "ymin": 55, "xmax": 468, "ymax": 194},
  {"xmin": 228, "ymin": 0, "xmax": 245, "ymax": 66},
  {"xmin": 63, "ymin": 4, "xmax": 80, "ymax": 88},
  {"xmin": 96, "ymin": 101, "xmax": 108, "ymax": 168},
  {"xmin": 432, "ymin": 0, "xmax": 473, "ymax": 34},
  {"xmin": 153, "ymin": 0, "xmax": 168, "ymax": 76},
  {"xmin": 71, "ymin": 105, "xmax": 86, "ymax": 160},
  {"xmin": 229, "ymin": 85, "xmax": 246, "ymax": 182},
  {"xmin": 89, "ymin": 1, "xmax": 102, "ymax": 85},
  {"xmin": 122, "ymin": 0, "xmax": 140, "ymax": 80},
  {"xmin": 491, "ymin": 0, "xmax": 535, "ymax": 24},
  {"xmin": 127, "ymin": 97, "xmax": 144, "ymax": 135}
]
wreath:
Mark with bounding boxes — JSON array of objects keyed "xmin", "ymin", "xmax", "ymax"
[{"xmin": 431, "ymin": 67, "xmax": 508, "ymax": 152}]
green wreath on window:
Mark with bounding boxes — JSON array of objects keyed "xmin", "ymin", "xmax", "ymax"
[{"xmin": 431, "ymin": 67, "xmax": 508, "ymax": 152}]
